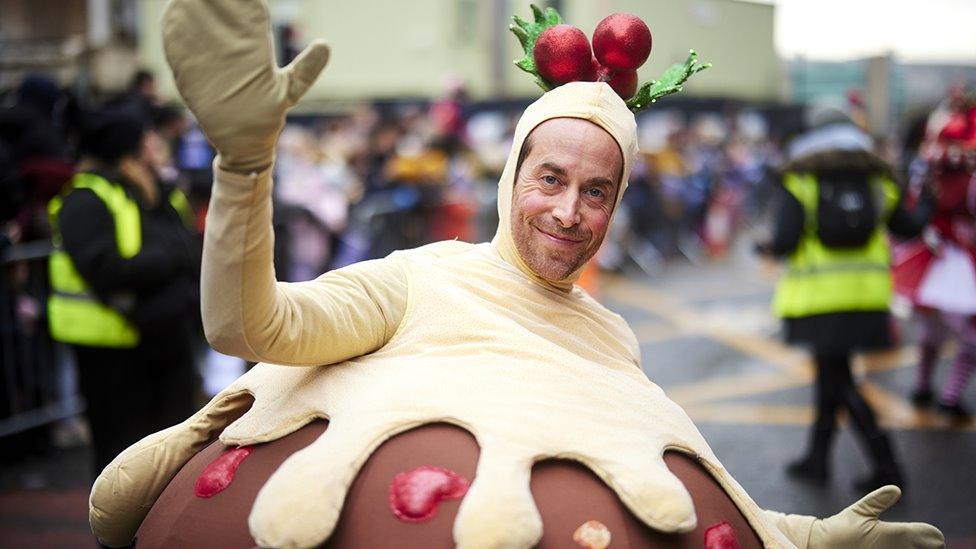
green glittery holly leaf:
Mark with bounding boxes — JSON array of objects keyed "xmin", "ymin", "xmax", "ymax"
[
  {"xmin": 510, "ymin": 3, "xmax": 563, "ymax": 92},
  {"xmin": 626, "ymin": 50, "xmax": 712, "ymax": 112}
]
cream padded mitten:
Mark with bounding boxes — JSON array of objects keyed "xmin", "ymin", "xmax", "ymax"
[
  {"xmin": 762, "ymin": 509, "xmax": 817, "ymax": 548},
  {"xmin": 764, "ymin": 486, "xmax": 945, "ymax": 549},
  {"xmin": 809, "ymin": 486, "xmax": 945, "ymax": 549},
  {"xmin": 162, "ymin": 0, "xmax": 330, "ymax": 173}
]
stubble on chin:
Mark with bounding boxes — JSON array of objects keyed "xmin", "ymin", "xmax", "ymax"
[{"xmin": 514, "ymin": 222, "xmax": 589, "ymax": 281}]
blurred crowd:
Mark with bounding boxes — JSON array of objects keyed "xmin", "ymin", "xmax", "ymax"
[
  {"xmin": 272, "ymin": 94, "xmax": 787, "ymax": 280},
  {"xmin": 1, "ymin": 70, "xmax": 204, "ymax": 472},
  {"xmin": 0, "ymin": 71, "xmax": 791, "ymax": 293}
]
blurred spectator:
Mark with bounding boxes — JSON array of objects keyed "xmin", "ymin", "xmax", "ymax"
[
  {"xmin": 147, "ymin": 104, "xmax": 189, "ymax": 182},
  {"xmin": 429, "ymin": 82, "xmax": 469, "ymax": 143},
  {"xmin": 0, "ymin": 74, "xmax": 74, "ymax": 241},
  {"xmin": 104, "ymin": 68, "xmax": 160, "ymax": 126},
  {"xmin": 131, "ymin": 70, "xmax": 158, "ymax": 103},
  {"xmin": 47, "ymin": 108, "xmax": 199, "ymax": 477},
  {"xmin": 894, "ymin": 88, "xmax": 976, "ymax": 419},
  {"xmin": 275, "ymin": 126, "xmax": 359, "ymax": 281},
  {"xmin": 0, "ymin": 77, "xmax": 75, "ymax": 442},
  {"xmin": 759, "ymin": 101, "xmax": 928, "ymax": 492}
]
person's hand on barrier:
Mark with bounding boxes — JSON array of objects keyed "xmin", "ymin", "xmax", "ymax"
[
  {"xmin": 809, "ymin": 486, "xmax": 944, "ymax": 548},
  {"xmin": 162, "ymin": 0, "xmax": 330, "ymax": 174}
]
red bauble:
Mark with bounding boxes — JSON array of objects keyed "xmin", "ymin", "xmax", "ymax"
[
  {"xmin": 591, "ymin": 57, "xmax": 638, "ymax": 100},
  {"xmin": 534, "ymin": 24, "xmax": 595, "ymax": 85},
  {"xmin": 592, "ymin": 13, "xmax": 652, "ymax": 71},
  {"xmin": 592, "ymin": 57, "xmax": 612, "ymax": 81},
  {"xmin": 607, "ymin": 69, "xmax": 638, "ymax": 99}
]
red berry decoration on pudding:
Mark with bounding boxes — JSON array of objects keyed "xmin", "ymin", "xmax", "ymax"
[
  {"xmin": 511, "ymin": 4, "xmax": 710, "ymax": 111},
  {"xmin": 533, "ymin": 24, "xmax": 595, "ymax": 85},
  {"xmin": 606, "ymin": 68, "xmax": 638, "ymax": 99},
  {"xmin": 592, "ymin": 13, "xmax": 652, "ymax": 72},
  {"xmin": 590, "ymin": 57, "xmax": 609, "ymax": 81},
  {"xmin": 590, "ymin": 57, "xmax": 637, "ymax": 99}
]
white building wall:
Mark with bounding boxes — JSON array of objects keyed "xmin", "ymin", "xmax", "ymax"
[{"xmin": 137, "ymin": 0, "xmax": 779, "ymax": 105}]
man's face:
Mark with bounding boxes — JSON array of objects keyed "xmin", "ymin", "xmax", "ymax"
[{"xmin": 510, "ymin": 118, "xmax": 623, "ymax": 282}]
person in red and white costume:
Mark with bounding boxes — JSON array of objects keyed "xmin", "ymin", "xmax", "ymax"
[{"xmin": 894, "ymin": 86, "xmax": 976, "ymax": 418}]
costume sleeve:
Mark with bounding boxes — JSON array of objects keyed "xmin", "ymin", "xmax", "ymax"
[
  {"xmin": 761, "ymin": 509, "xmax": 816, "ymax": 548},
  {"xmin": 201, "ymin": 163, "xmax": 408, "ymax": 366},
  {"xmin": 58, "ymin": 188, "xmax": 181, "ymax": 295}
]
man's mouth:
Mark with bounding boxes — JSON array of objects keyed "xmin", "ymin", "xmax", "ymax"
[{"xmin": 534, "ymin": 226, "xmax": 584, "ymax": 245}]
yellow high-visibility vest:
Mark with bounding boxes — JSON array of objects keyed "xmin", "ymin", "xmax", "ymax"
[
  {"xmin": 772, "ymin": 172, "xmax": 900, "ymax": 318},
  {"xmin": 168, "ymin": 187, "xmax": 195, "ymax": 229},
  {"xmin": 47, "ymin": 173, "xmax": 142, "ymax": 347}
]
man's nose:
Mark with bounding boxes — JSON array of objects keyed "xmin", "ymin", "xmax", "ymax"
[{"xmin": 551, "ymin": 190, "xmax": 581, "ymax": 228}]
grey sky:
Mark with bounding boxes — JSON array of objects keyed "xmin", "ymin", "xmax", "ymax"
[{"xmin": 773, "ymin": 0, "xmax": 976, "ymax": 63}]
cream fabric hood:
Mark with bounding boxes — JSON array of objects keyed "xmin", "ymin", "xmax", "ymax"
[{"xmin": 491, "ymin": 81, "xmax": 639, "ymax": 292}]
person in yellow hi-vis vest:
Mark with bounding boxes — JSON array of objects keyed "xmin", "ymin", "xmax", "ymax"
[
  {"xmin": 758, "ymin": 104, "xmax": 929, "ymax": 493},
  {"xmin": 48, "ymin": 109, "xmax": 200, "ymax": 478}
]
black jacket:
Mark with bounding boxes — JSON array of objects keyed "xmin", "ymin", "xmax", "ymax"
[
  {"xmin": 57, "ymin": 170, "xmax": 199, "ymax": 339},
  {"xmin": 766, "ymin": 149, "xmax": 930, "ymax": 257}
]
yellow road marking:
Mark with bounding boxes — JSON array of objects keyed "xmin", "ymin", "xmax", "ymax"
[
  {"xmin": 683, "ymin": 400, "xmax": 976, "ymax": 431},
  {"xmin": 664, "ymin": 370, "xmax": 810, "ymax": 407},
  {"xmin": 683, "ymin": 403, "xmax": 813, "ymax": 426},
  {"xmin": 604, "ymin": 276, "xmax": 809, "ymax": 377},
  {"xmin": 603, "ymin": 274, "xmax": 973, "ymax": 431}
]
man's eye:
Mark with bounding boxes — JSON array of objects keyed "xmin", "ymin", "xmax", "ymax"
[
  {"xmin": 586, "ymin": 188, "xmax": 606, "ymax": 199},
  {"xmin": 542, "ymin": 175, "xmax": 558, "ymax": 185}
]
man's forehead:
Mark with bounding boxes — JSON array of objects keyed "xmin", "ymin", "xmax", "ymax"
[
  {"xmin": 520, "ymin": 118, "xmax": 624, "ymax": 178},
  {"xmin": 527, "ymin": 117, "xmax": 612, "ymax": 142}
]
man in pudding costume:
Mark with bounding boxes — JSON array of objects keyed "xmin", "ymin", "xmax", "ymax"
[{"xmin": 88, "ymin": 1, "xmax": 944, "ymax": 547}]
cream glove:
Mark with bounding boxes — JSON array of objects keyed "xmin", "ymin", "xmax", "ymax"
[
  {"xmin": 162, "ymin": 0, "xmax": 330, "ymax": 173},
  {"xmin": 765, "ymin": 486, "xmax": 945, "ymax": 548}
]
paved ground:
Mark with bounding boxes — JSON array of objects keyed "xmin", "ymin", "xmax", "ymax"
[
  {"xmin": 2, "ymin": 248, "xmax": 975, "ymax": 547},
  {"xmin": 600, "ymin": 250, "xmax": 976, "ymax": 548}
]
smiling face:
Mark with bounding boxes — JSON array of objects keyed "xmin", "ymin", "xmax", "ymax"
[{"xmin": 510, "ymin": 118, "xmax": 624, "ymax": 282}]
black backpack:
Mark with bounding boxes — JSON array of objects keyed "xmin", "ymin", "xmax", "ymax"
[{"xmin": 815, "ymin": 173, "xmax": 879, "ymax": 248}]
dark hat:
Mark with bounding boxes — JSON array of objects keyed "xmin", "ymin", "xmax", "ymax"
[{"xmin": 81, "ymin": 109, "xmax": 146, "ymax": 164}]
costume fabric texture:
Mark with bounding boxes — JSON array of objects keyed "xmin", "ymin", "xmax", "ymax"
[{"xmin": 89, "ymin": 82, "xmax": 795, "ymax": 548}]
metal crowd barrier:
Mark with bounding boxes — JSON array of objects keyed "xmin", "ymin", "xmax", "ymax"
[{"xmin": 0, "ymin": 240, "xmax": 82, "ymax": 439}]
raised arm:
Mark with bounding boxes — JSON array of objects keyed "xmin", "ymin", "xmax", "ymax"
[
  {"xmin": 202, "ymin": 164, "xmax": 407, "ymax": 365},
  {"xmin": 164, "ymin": 0, "xmax": 404, "ymax": 366}
]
